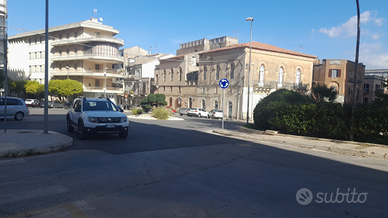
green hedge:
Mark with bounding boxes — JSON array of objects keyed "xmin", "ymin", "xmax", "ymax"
[{"xmin": 253, "ymin": 89, "xmax": 388, "ymax": 143}]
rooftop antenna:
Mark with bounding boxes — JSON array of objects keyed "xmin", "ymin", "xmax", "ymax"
[
  {"xmin": 149, "ymin": 46, "xmax": 152, "ymax": 55},
  {"xmin": 232, "ymin": 30, "xmax": 236, "ymax": 38},
  {"xmin": 94, "ymin": 9, "xmax": 97, "ymax": 16}
]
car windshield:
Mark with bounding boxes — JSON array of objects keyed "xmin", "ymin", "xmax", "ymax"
[{"xmin": 83, "ymin": 101, "xmax": 118, "ymax": 111}]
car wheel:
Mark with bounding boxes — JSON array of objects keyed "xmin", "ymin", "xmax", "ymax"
[
  {"xmin": 67, "ymin": 117, "xmax": 74, "ymax": 133},
  {"xmin": 78, "ymin": 121, "xmax": 87, "ymax": 140},
  {"xmin": 14, "ymin": 112, "xmax": 24, "ymax": 121},
  {"xmin": 207, "ymin": 115, "xmax": 210, "ymax": 119},
  {"xmin": 197, "ymin": 113, "xmax": 201, "ymax": 118},
  {"xmin": 180, "ymin": 113, "xmax": 183, "ymax": 116},
  {"xmin": 119, "ymin": 128, "xmax": 128, "ymax": 138}
]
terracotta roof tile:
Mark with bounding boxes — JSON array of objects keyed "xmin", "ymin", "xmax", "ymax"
[{"xmin": 200, "ymin": 41, "xmax": 317, "ymax": 59}]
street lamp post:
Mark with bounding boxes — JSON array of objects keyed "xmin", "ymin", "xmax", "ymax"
[{"xmin": 246, "ymin": 17, "xmax": 254, "ymax": 124}]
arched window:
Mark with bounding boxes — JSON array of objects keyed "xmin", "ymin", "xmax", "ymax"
[
  {"xmin": 215, "ymin": 100, "xmax": 219, "ymax": 110},
  {"xmin": 204, "ymin": 66, "xmax": 207, "ymax": 81},
  {"xmin": 202, "ymin": 99, "xmax": 206, "ymax": 110},
  {"xmin": 259, "ymin": 65, "xmax": 265, "ymax": 87},
  {"xmin": 278, "ymin": 67, "xmax": 284, "ymax": 88},
  {"xmin": 171, "ymin": 68, "xmax": 173, "ymax": 81},
  {"xmin": 296, "ymin": 69, "xmax": 301, "ymax": 87},
  {"xmin": 230, "ymin": 63, "xmax": 235, "ymax": 79}
]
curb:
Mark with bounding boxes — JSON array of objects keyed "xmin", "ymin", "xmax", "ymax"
[
  {"xmin": 212, "ymin": 128, "xmax": 388, "ymax": 160},
  {"xmin": 0, "ymin": 130, "xmax": 73, "ymax": 158}
]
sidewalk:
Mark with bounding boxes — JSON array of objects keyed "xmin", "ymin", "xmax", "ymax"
[
  {"xmin": 213, "ymin": 127, "xmax": 388, "ymax": 160},
  {"xmin": 0, "ymin": 129, "xmax": 73, "ymax": 158}
]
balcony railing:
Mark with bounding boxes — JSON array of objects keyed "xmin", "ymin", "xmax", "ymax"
[
  {"xmin": 50, "ymin": 69, "xmax": 124, "ymax": 77},
  {"xmin": 51, "ymin": 36, "xmax": 124, "ymax": 45},
  {"xmin": 84, "ymin": 86, "xmax": 123, "ymax": 92},
  {"xmin": 51, "ymin": 52, "xmax": 124, "ymax": 61}
]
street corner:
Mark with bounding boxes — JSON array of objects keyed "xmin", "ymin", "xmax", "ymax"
[{"xmin": 0, "ymin": 129, "xmax": 73, "ymax": 158}]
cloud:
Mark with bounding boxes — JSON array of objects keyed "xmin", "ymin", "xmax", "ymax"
[
  {"xmin": 319, "ymin": 11, "xmax": 384, "ymax": 38},
  {"xmin": 358, "ymin": 43, "xmax": 388, "ymax": 69}
]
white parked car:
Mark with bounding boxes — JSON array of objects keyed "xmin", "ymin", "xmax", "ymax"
[
  {"xmin": 187, "ymin": 108, "xmax": 209, "ymax": 118},
  {"xmin": 179, "ymin": 108, "xmax": 188, "ymax": 116},
  {"xmin": 209, "ymin": 109, "xmax": 224, "ymax": 119},
  {"xmin": 66, "ymin": 97, "xmax": 129, "ymax": 139},
  {"xmin": 0, "ymin": 97, "xmax": 29, "ymax": 121}
]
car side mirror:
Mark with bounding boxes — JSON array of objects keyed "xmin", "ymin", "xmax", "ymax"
[
  {"xmin": 119, "ymin": 108, "xmax": 124, "ymax": 112},
  {"xmin": 74, "ymin": 108, "xmax": 81, "ymax": 112}
]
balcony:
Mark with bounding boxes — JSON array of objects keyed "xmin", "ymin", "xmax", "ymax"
[
  {"xmin": 50, "ymin": 36, "xmax": 124, "ymax": 47},
  {"xmin": 50, "ymin": 69, "xmax": 124, "ymax": 78},
  {"xmin": 50, "ymin": 53, "xmax": 124, "ymax": 62},
  {"xmin": 83, "ymin": 86, "xmax": 123, "ymax": 94}
]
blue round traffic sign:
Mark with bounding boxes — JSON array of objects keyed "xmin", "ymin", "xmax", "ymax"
[{"xmin": 219, "ymin": 78, "xmax": 229, "ymax": 89}]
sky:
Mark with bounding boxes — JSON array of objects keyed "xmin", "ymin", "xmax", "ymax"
[{"xmin": 6, "ymin": 0, "xmax": 388, "ymax": 69}]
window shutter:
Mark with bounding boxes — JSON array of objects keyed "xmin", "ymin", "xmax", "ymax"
[
  {"xmin": 338, "ymin": 70, "xmax": 341, "ymax": 78},
  {"xmin": 329, "ymin": 69, "xmax": 332, "ymax": 78}
]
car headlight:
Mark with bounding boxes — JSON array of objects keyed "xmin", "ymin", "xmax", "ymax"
[
  {"xmin": 120, "ymin": 117, "xmax": 127, "ymax": 123},
  {"xmin": 88, "ymin": 117, "xmax": 98, "ymax": 123}
]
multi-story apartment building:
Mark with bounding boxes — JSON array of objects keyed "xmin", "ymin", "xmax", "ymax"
[
  {"xmin": 313, "ymin": 59, "xmax": 365, "ymax": 104},
  {"xmin": 7, "ymin": 17, "xmax": 125, "ymax": 103},
  {"xmin": 156, "ymin": 38, "xmax": 317, "ymax": 120}
]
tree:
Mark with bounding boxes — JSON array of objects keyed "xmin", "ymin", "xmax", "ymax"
[
  {"xmin": 310, "ymin": 84, "xmax": 338, "ymax": 103},
  {"xmin": 10, "ymin": 81, "xmax": 27, "ymax": 97},
  {"xmin": 49, "ymin": 79, "xmax": 83, "ymax": 101},
  {"xmin": 25, "ymin": 81, "xmax": 44, "ymax": 97}
]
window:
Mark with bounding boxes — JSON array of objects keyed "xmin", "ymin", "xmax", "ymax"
[
  {"xmin": 202, "ymin": 87, "xmax": 205, "ymax": 93},
  {"xmin": 364, "ymin": 84, "xmax": 369, "ymax": 94},
  {"xmin": 59, "ymin": 34, "xmax": 62, "ymax": 39},
  {"xmin": 75, "ymin": 32, "xmax": 78, "ymax": 38},
  {"xmin": 95, "ymin": 79, "xmax": 100, "ymax": 87},
  {"xmin": 59, "ymin": 50, "xmax": 62, "ymax": 56},
  {"xmin": 29, "ymin": 39, "xmax": 31, "ymax": 45},
  {"xmin": 74, "ymin": 64, "xmax": 78, "ymax": 70},
  {"xmin": 179, "ymin": 68, "xmax": 182, "ymax": 81},
  {"xmin": 230, "ymin": 63, "xmax": 235, "ymax": 79},
  {"xmin": 163, "ymin": 70, "xmax": 166, "ymax": 81},
  {"xmin": 171, "ymin": 69, "xmax": 174, "ymax": 81},
  {"xmin": 216, "ymin": 65, "xmax": 220, "ymax": 80},
  {"xmin": 163, "ymin": 86, "xmax": 165, "ymax": 91},
  {"xmin": 67, "ymin": 49, "xmax": 69, "ymax": 55},
  {"xmin": 35, "ymin": 38, "xmax": 37, "ymax": 44},
  {"xmin": 329, "ymin": 69, "xmax": 341, "ymax": 78},
  {"xmin": 296, "ymin": 69, "xmax": 301, "ymax": 87},
  {"xmin": 278, "ymin": 67, "xmax": 284, "ymax": 88},
  {"xmin": 179, "ymin": 86, "xmax": 181, "ymax": 92},
  {"xmin": 170, "ymin": 86, "xmax": 172, "ymax": 92},
  {"xmin": 259, "ymin": 65, "xmax": 265, "ymax": 87},
  {"xmin": 75, "ymin": 48, "xmax": 78, "ymax": 54},
  {"xmin": 204, "ymin": 66, "xmax": 207, "ymax": 81},
  {"xmin": 192, "ymin": 57, "xmax": 197, "ymax": 67},
  {"xmin": 215, "ymin": 100, "xmax": 219, "ymax": 110},
  {"xmin": 202, "ymin": 99, "xmax": 206, "ymax": 110},
  {"xmin": 95, "ymin": 64, "xmax": 100, "ymax": 71},
  {"xmin": 40, "ymin": 37, "xmax": 42, "ymax": 43},
  {"xmin": 67, "ymin": 33, "xmax": 70, "ymax": 39}
]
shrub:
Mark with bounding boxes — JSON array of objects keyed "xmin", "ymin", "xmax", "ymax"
[
  {"xmin": 131, "ymin": 108, "xmax": 143, "ymax": 115},
  {"xmin": 151, "ymin": 106, "xmax": 172, "ymax": 120},
  {"xmin": 253, "ymin": 89, "xmax": 310, "ymax": 130}
]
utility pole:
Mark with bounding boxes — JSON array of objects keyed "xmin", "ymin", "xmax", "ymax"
[{"xmin": 350, "ymin": 0, "xmax": 360, "ymax": 141}]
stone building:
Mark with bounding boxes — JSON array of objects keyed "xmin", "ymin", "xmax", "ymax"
[
  {"xmin": 7, "ymin": 17, "xmax": 125, "ymax": 103},
  {"xmin": 313, "ymin": 59, "xmax": 365, "ymax": 104},
  {"xmin": 156, "ymin": 38, "xmax": 317, "ymax": 120},
  {"xmin": 0, "ymin": 0, "xmax": 6, "ymax": 68}
]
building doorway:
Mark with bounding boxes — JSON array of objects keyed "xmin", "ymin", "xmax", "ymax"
[{"xmin": 169, "ymin": 97, "xmax": 173, "ymax": 107}]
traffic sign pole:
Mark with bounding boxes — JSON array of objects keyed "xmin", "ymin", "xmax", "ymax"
[
  {"xmin": 219, "ymin": 78, "xmax": 229, "ymax": 131},
  {"xmin": 222, "ymin": 88, "xmax": 225, "ymax": 130}
]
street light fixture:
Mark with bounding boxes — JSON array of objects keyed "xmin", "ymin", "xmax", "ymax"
[{"xmin": 246, "ymin": 17, "xmax": 254, "ymax": 124}]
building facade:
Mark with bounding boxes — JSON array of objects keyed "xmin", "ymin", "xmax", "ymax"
[
  {"xmin": 157, "ymin": 39, "xmax": 317, "ymax": 120},
  {"xmin": 313, "ymin": 59, "xmax": 365, "ymax": 104},
  {"xmin": 8, "ymin": 17, "xmax": 125, "ymax": 103},
  {"xmin": 124, "ymin": 52, "xmax": 174, "ymax": 107}
]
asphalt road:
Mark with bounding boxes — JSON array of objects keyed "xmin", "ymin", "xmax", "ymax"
[{"xmin": 0, "ymin": 108, "xmax": 387, "ymax": 218}]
